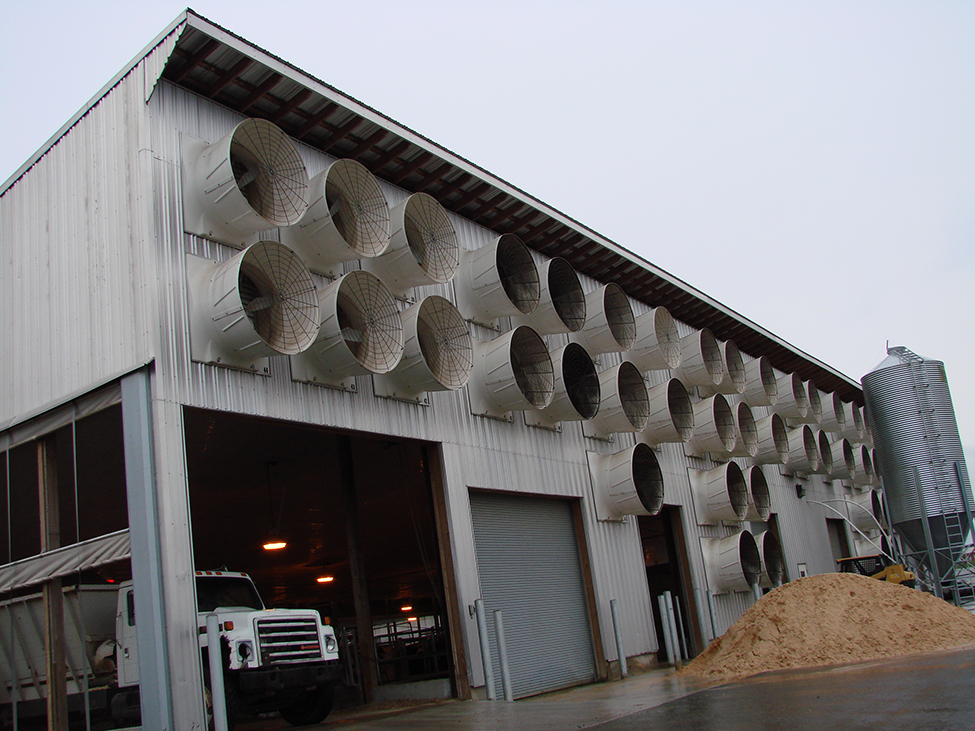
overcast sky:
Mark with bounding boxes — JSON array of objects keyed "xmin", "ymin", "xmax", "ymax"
[{"xmin": 2, "ymin": 1, "xmax": 972, "ymax": 458}]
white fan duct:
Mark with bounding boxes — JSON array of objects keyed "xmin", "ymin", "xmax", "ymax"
[
  {"xmin": 725, "ymin": 402, "xmax": 759, "ymax": 458},
  {"xmin": 702, "ymin": 531, "xmax": 762, "ymax": 594},
  {"xmin": 701, "ymin": 340, "xmax": 747, "ymax": 396},
  {"xmin": 469, "ymin": 326, "xmax": 554, "ymax": 418},
  {"xmin": 511, "ymin": 256, "xmax": 586, "ymax": 336},
  {"xmin": 570, "ymin": 283, "xmax": 637, "ymax": 355},
  {"xmin": 588, "ymin": 443, "xmax": 665, "ymax": 521},
  {"xmin": 690, "ymin": 461, "xmax": 749, "ymax": 524},
  {"xmin": 839, "ymin": 402, "xmax": 866, "ymax": 442},
  {"xmin": 629, "ymin": 306, "xmax": 682, "ymax": 372},
  {"xmin": 281, "ymin": 159, "xmax": 391, "ymax": 274},
  {"xmin": 182, "ymin": 118, "xmax": 310, "ymax": 245},
  {"xmin": 685, "ymin": 394, "xmax": 737, "ymax": 457},
  {"xmin": 860, "ymin": 408, "xmax": 875, "ymax": 447},
  {"xmin": 870, "ymin": 448, "xmax": 881, "ymax": 486},
  {"xmin": 673, "ymin": 328, "xmax": 724, "ymax": 389},
  {"xmin": 852, "ymin": 446, "xmax": 875, "ymax": 488},
  {"xmin": 584, "ymin": 362, "xmax": 650, "ymax": 438},
  {"xmin": 754, "ymin": 530, "xmax": 785, "ymax": 589},
  {"xmin": 740, "ymin": 356, "xmax": 779, "ymax": 408},
  {"xmin": 796, "ymin": 380, "xmax": 824, "ymax": 425},
  {"xmin": 813, "ymin": 430, "xmax": 834, "ymax": 476},
  {"xmin": 640, "ymin": 378, "xmax": 694, "ymax": 446},
  {"xmin": 290, "ymin": 270, "xmax": 403, "ymax": 389},
  {"xmin": 527, "ymin": 343, "xmax": 600, "ymax": 428},
  {"xmin": 187, "ymin": 241, "xmax": 319, "ymax": 371},
  {"xmin": 753, "ymin": 413, "xmax": 790, "ymax": 465},
  {"xmin": 781, "ymin": 425, "xmax": 820, "ymax": 475},
  {"xmin": 827, "ymin": 438, "xmax": 857, "ymax": 482},
  {"xmin": 373, "ymin": 295, "xmax": 473, "ymax": 402},
  {"xmin": 818, "ymin": 391, "xmax": 848, "ymax": 434},
  {"xmin": 770, "ymin": 373, "xmax": 809, "ymax": 422},
  {"xmin": 744, "ymin": 467, "xmax": 772, "ymax": 522},
  {"xmin": 361, "ymin": 192, "xmax": 460, "ymax": 295},
  {"xmin": 456, "ymin": 234, "xmax": 540, "ymax": 325}
]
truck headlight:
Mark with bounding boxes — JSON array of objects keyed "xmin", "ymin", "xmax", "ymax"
[
  {"xmin": 237, "ymin": 641, "xmax": 253, "ymax": 661},
  {"xmin": 324, "ymin": 636, "xmax": 337, "ymax": 654}
]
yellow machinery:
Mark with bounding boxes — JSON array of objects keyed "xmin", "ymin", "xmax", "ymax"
[{"xmin": 837, "ymin": 555, "xmax": 915, "ymax": 586}]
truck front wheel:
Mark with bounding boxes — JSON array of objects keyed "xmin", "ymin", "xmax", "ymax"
[{"xmin": 278, "ymin": 684, "xmax": 334, "ymax": 727}]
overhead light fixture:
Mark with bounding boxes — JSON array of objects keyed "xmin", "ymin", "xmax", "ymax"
[
  {"xmin": 317, "ymin": 576, "xmax": 335, "ymax": 584},
  {"xmin": 400, "ymin": 605, "xmax": 413, "ymax": 612},
  {"xmin": 406, "ymin": 617, "xmax": 418, "ymax": 623},
  {"xmin": 263, "ymin": 538, "xmax": 287, "ymax": 551},
  {"xmin": 261, "ymin": 461, "xmax": 288, "ymax": 551}
]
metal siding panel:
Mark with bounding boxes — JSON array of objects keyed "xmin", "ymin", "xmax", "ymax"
[{"xmin": 470, "ymin": 492, "xmax": 595, "ymax": 698}]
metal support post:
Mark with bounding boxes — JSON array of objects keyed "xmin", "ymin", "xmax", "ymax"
[
  {"xmin": 493, "ymin": 610, "xmax": 514, "ymax": 702},
  {"xmin": 706, "ymin": 590, "xmax": 718, "ymax": 640},
  {"xmin": 610, "ymin": 599, "xmax": 628, "ymax": 679},
  {"xmin": 663, "ymin": 591, "xmax": 683, "ymax": 665},
  {"xmin": 206, "ymin": 614, "xmax": 229, "ymax": 731},
  {"xmin": 656, "ymin": 595, "xmax": 675, "ymax": 666},
  {"xmin": 474, "ymin": 599, "xmax": 496, "ymax": 700}
]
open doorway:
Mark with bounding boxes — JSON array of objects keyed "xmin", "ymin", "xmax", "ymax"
[
  {"xmin": 638, "ymin": 506, "xmax": 701, "ymax": 660},
  {"xmin": 183, "ymin": 408, "xmax": 464, "ymax": 722}
]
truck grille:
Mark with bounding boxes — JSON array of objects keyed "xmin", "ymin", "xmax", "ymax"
[{"xmin": 256, "ymin": 617, "xmax": 323, "ymax": 665}]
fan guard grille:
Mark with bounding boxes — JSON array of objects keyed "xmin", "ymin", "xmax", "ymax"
[
  {"xmin": 496, "ymin": 235, "xmax": 541, "ymax": 314},
  {"xmin": 404, "ymin": 193, "xmax": 460, "ymax": 282},
  {"xmin": 632, "ymin": 443, "xmax": 665, "ymax": 515},
  {"xmin": 415, "ymin": 296, "xmax": 473, "ymax": 390},
  {"xmin": 325, "ymin": 160, "xmax": 391, "ymax": 257},
  {"xmin": 549, "ymin": 258, "xmax": 586, "ymax": 332},
  {"xmin": 667, "ymin": 379, "xmax": 694, "ymax": 441},
  {"xmin": 618, "ymin": 362, "xmax": 650, "ymax": 430},
  {"xmin": 818, "ymin": 431, "xmax": 834, "ymax": 474},
  {"xmin": 801, "ymin": 427, "xmax": 819, "ymax": 468},
  {"xmin": 335, "ymin": 271, "xmax": 403, "ymax": 374},
  {"xmin": 700, "ymin": 329, "xmax": 724, "ymax": 383},
  {"xmin": 806, "ymin": 384, "xmax": 823, "ymax": 422},
  {"xmin": 509, "ymin": 327, "xmax": 555, "ymax": 408},
  {"xmin": 736, "ymin": 403, "xmax": 759, "ymax": 455},
  {"xmin": 760, "ymin": 532, "xmax": 784, "ymax": 585},
  {"xmin": 237, "ymin": 242, "xmax": 319, "ymax": 355},
  {"xmin": 771, "ymin": 414, "xmax": 790, "ymax": 458},
  {"xmin": 655, "ymin": 308, "xmax": 682, "ymax": 368},
  {"xmin": 739, "ymin": 533, "xmax": 762, "ymax": 586},
  {"xmin": 750, "ymin": 467, "xmax": 772, "ymax": 521},
  {"xmin": 229, "ymin": 119, "xmax": 308, "ymax": 227},
  {"xmin": 724, "ymin": 341, "xmax": 747, "ymax": 392},
  {"xmin": 603, "ymin": 284, "xmax": 637, "ymax": 350},
  {"xmin": 561, "ymin": 343, "xmax": 599, "ymax": 419},
  {"xmin": 727, "ymin": 463, "xmax": 750, "ymax": 520}
]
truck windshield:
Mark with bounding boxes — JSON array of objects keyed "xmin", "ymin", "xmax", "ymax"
[{"xmin": 196, "ymin": 576, "xmax": 264, "ymax": 612}]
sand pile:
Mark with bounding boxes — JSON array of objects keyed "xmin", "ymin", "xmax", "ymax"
[{"xmin": 681, "ymin": 572, "xmax": 975, "ymax": 680}]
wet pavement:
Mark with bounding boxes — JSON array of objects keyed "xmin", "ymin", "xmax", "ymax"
[{"xmin": 245, "ymin": 645, "xmax": 975, "ymax": 730}]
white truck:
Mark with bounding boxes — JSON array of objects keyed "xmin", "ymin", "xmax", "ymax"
[{"xmin": 0, "ymin": 570, "xmax": 342, "ymax": 729}]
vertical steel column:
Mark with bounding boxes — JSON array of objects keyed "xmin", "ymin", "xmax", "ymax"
[
  {"xmin": 474, "ymin": 599, "xmax": 496, "ymax": 700},
  {"xmin": 913, "ymin": 466, "xmax": 942, "ymax": 598},
  {"xmin": 493, "ymin": 610, "xmax": 514, "ymax": 702},
  {"xmin": 706, "ymin": 591, "xmax": 718, "ymax": 640},
  {"xmin": 656, "ymin": 595, "xmax": 675, "ymax": 666},
  {"xmin": 609, "ymin": 599, "xmax": 627, "ymax": 679},
  {"xmin": 121, "ymin": 370, "xmax": 175, "ymax": 730},
  {"xmin": 206, "ymin": 614, "xmax": 228, "ymax": 731}
]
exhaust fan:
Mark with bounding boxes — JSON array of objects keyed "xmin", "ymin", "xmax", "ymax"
[
  {"xmin": 701, "ymin": 340, "xmax": 747, "ymax": 396},
  {"xmin": 847, "ymin": 489, "xmax": 886, "ymax": 532},
  {"xmin": 827, "ymin": 438, "xmax": 857, "ymax": 482},
  {"xmin": 740, "ymin": 356, "xmax": 778, "ymax": 407},
  {"xmin": 839, "ymin": 402, "xmax": 865, "ymax": 442},
  {"xmin": 724, "ymin": 402, "xmax": 759, "ymax": 458},
  {"xmin": 182, "ymin": 119, "xmax": 310, "ymax": 245},
  {"xmin": 852, "ymin": 446, "xmax": 875, "ymax": 488},
  {"xmin": 754, "ymin": 531, "xmax": 784, "ymax": 588},
  {"xmin": 373, "ymin": 295, "xmax": 473, "ymax": 402},
  {"xmin": 691, "ymin": 461, "xmax": 749, "ymax": 524},
  {"xmin": 569, "ymin": 283, "xmax": 637, "ymax": 355},
  {"xmin": 456, "ymin": 234, "xmax": 540, "ymax": 325},
  {"xmin": 281, "ymin": 159, "xmax": 391, "ymax": 274},
  {"xmin": 526, "ymin": 343, "xmax": 600, "ymax": 428},
  {"xmin": 583, "ymin": 361, "xmax": 650, "ymax": 439},
  {"xmin": 686, "ymin": 394, "xmax": 737, "ymax": 457},
  {"xmin": 673, "ymin": 329, "xmax": 724, "ymax": 389},
  {"xmin": 629, "ymin": 307, "xmax": 681, "ymax": 372},
  {"xmin": 781, "ymin": 425, "xmax": 820, "ymax": 475},
  {"xmin": 469, "ymin": 326, "xmax": 554, "ymax": 419},
  {"xmin": 290, "ymin": 270, "xmax": 403, "ymax": 389},
  {"xmin": 753, "ymin": 414, "xmax": 790, "ymax": 465},
  {"xmin": 703, "ymin": 531, "xmax": 762, "ymax": 594},
  {"xmin": 814, "ymin": 430, "xmax": 834, "ymax": 476},
  {"xmin": 770, "ymin": 373, "xmax": 809, "ymax": 422},
  {"xmin": 187, "ymin": 241, "xmax": 319, "ymax": 371},
  {"xmin": 641, "ymin": 378, "xmax": 694, "ymax": 446},
  {"xmin": 744, "ymin": 467, "xmax": 772, "ymax": 522},
  {"xmin": 797, "ymin": 381, "xmax": 823, "ymax": 425},
  {"xmin": 361, "ymin": 192, "xmax": 460, "ymax": 295},
  {"xmin": 512, "ymin": 257, "xmax": 586, "ymax": 335},
  {"xmin": 818, "ymin": 391, "xmax": 847, "ymax": 434},
  {"xmin": 588, "ymin": 443, "xmax": 665, "ymax": 521}
]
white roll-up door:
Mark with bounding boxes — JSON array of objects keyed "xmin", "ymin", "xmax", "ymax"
[{"xmin": 470, "ymin": 491, "xmax": 595, "ymax": 698}]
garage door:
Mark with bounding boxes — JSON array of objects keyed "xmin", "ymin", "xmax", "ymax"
[{"xmin": 470, "ymin": 491, "xmax": 596, "ymax": 698}]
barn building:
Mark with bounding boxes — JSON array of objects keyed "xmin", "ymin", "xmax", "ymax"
[{"xmin": 0, "ymin": 10, "xmax": 880, "ymax": 729}]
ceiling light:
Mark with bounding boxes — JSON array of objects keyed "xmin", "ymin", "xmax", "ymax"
[{"xmin": 317, "ymin": 576, "xmax": 335, "ymax": 583}]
